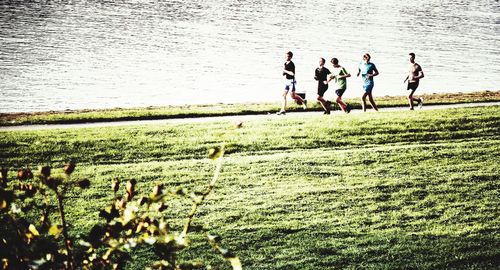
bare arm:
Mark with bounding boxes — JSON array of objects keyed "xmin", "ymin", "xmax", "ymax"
[
  {"xmin": 417, "ymin": 70, "xmax": 424, "ymax": 79},
  {"xmin": 368, "ymin": 67, "xmax": 379, "ymax": 78},
  {"xmin": 323, "ymin": 71, "xmax": 333, "ymax": 84},
  {"xmin": 324, "ymin": 71, "xmax": 331, "ymax": 84},
  {"xmin": 327, "ymin": 75, "xmax": 334, "ymax": 83},
  {"xmin": 339, "ymin": 73, "xmax": 351, "ymax": 79}
]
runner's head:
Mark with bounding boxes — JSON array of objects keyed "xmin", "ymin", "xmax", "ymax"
[
  {"xmin": 286, "ymin": 51, "xmax": 293, "ymax": 60},
  {"xmin": 331, "ymin": 58, "xmax": 339, "ymax": 65},
  {"xmin": 319, "ymin": 57, "xmax": 325, "ymax": 66},
  {"xmin": 409, "ymin": 52, "xmax": 415, "ymax": 63},
  {"xmin": 363, "ymin": 53, "xmax": 371, "ymax": 62}
]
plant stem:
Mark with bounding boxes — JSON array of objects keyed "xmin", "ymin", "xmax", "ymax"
[
  {"xmin": 55, "ymin": 188, "xmax": 74, "ymax": 270},
  {"xmin": 182, "ymin": 155, "xmax": 223, "ymax": 238}
]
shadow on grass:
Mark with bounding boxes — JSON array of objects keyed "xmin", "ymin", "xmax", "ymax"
[{"xmin": 233, "ymin": 228, "xmax": 500, "ymax": 270}]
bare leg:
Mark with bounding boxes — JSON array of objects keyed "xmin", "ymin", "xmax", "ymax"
[
  {"xmin": 280, "ymin": 90, "xmax": 288, "ymax": 112},
  {"xmin": 336, "ymin": 96, "xmax": 347, "ymax": 112},
  {"xmin": 368, "ymin": 93, "xmax": 378, "ymax": 111},
  {"xmin": 291, "ymin": 92, "xmax": 304, "ymax": 104},
  {"xmin": 317, "ymin": 96, "xmax": 330, "ymax": 113},
  {"xmin": 408, "ymin": 89, "xmax": 417, "ymax": 110},
  {"xmin": 361, "ymin": 93, "xmax": 368, "ymax": 112},
  {"xmin": 291, "ymin": 92, "xmax": 307, "ymax": 109}
]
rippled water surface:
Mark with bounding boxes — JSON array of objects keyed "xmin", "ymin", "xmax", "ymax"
[{"xmin": 1, "ymin": 0, "xmax": 499, "ymax": 112}]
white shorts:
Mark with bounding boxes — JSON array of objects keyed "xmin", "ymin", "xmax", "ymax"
[{"xmin": 284, "ymin": 79, "xmax": 297, "ymax": 92}]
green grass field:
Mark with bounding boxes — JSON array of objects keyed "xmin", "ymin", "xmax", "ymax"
[
  {"xmin": 1, "ymin": 90, "xmax": 499, "ymax": 126},
  {"xmin": 1, "ymin": 105, "xmax": 499, "ymax": 269}
]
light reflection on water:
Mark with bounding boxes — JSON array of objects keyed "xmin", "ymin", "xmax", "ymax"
[{"xmin": 0, "ymin": 0, "xmax": 499, "ymax": 112}]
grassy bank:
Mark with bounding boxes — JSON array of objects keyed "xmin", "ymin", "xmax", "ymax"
[
  {"xmin": 1, "ymin": 90, "xmax": 499, "ymax": 126},
  {"xmin": 1, "ymin": 105, "xmax": 499, "ymax": 269}
]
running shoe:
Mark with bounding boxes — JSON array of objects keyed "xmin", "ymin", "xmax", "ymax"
[
  {"xmin": 346, "ymin": 104, "xmax": 351, "ymax": 113},
  {"xmin": 276, "ymin": 111, "xmax": 286, "ymax": 115},
  {"xmin": 302, "ymin": 100, "xmax": 308, "ymax": 110},
  {"xmin": 418, "ymin": 97, "xmax": 424, "ymax": 109}
]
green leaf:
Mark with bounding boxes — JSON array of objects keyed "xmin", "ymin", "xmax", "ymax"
[
  {"xmin": 28, "ymin": 224, "xmax": 40, "ymax": 236},
  {"xmin": 208, "ymin": 146, "xmax": 224, "ymax": 160},
  {"xmin": 48, "ymin": 225, "xmax": 63, "ymax": 238}
]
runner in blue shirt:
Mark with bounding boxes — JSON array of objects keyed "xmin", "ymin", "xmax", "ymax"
[{"xmin": 357, "ymin": 53, "xmax": 379, "ymax": 112}]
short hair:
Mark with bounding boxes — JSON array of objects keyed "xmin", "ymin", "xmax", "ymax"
[
  {"xmin": 363, "ymin": 53, "xmax": 371, "ymax": 61},
  {"xmin": 320, "ymin": 57, "xmax": 325, "ymax": 64},
  {"xmin": 331, "ymin": 58, "xmax": 339, "ymax": 65},
  {"xmin": 409, "ymin": 52, "xmax": 416, "ymax": 58},
  {"xmin": 287, "ymin": 51, "xmax": 293, "ymax": 58}
]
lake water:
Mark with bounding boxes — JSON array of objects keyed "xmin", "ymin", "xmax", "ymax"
[{"xmin": 1, "ymin": 0, "xmax": 499, "ymax": 113}]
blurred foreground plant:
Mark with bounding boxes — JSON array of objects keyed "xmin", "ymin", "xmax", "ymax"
[
  {"xmin": 1, "ymin": 163, "xmax": 83, "ymax": 270},
  {"xmin": 1, "ymin": 146, "xmax": 241, "ymax": 270}
]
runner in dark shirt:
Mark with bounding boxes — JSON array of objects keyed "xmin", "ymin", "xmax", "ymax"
[
  {"xmin": 284, "ymin": 61, "xmax": 295, "ymax": 80},
  {"xmin": 277, "ymin": 51, "xmax": 307, "ymax": 115},
  {"xmin": 314, "ymin": 57, "xmax": 331, "ymax": 114}
]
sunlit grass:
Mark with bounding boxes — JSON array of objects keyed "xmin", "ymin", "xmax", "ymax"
[
  {"xmin": 1, "ymin": 105, "xmax": 499, "ymax": 269},
  {"xmin": 1, "ymin": 90, "xmax": 499, "ymax": 126}
]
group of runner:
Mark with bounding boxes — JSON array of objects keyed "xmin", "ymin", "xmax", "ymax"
[{"xmin": 277, "ymin": 51, "xmax": 425, "ymax": 115}]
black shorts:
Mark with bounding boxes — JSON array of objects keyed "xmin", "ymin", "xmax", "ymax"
[
  {"xmin": 317, "ymin": 84, "xmax": 328, "ymax": 97},
  {"xmin": 335, "ymin": 89, "xmax": 346, "ymax": 97},
  {"xmin": 407, "ymin": 81, "xmax": 419, "ymax": 91}
]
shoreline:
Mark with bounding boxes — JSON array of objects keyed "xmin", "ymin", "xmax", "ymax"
[
  {"xmin": 1, "ymin": 101, "xmax": 499, "ymax": 132},
  {"xmin": 1, "ymin": 90, "xmax": 499, "ymax": 126}
]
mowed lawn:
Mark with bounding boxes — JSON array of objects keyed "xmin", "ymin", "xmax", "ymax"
[{"xmin": 1, "ymin": 106, "xmax": 499, "ymax": 269}]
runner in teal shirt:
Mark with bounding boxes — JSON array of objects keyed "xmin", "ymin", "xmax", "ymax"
[
  {"xmin": 356, "ymin": 53, "xmax": 379, "ymax": 111},
  {"xmin": 358, "ymin": 61, "xmax": 378, "ymax": 92}
]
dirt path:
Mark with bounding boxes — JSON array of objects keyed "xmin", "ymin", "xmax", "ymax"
[{"xmin": 1, "ymin": 102, "xmax": 499, "ymax": 132}]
